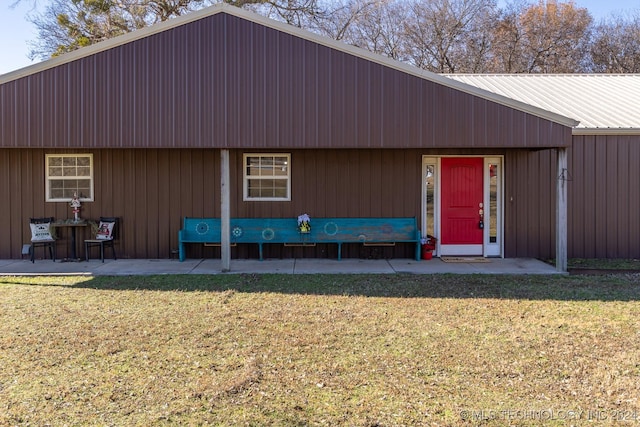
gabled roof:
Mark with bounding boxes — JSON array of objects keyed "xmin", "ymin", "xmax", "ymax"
[
  {"xmin": 0, "ymin": 3, "xmax": 577, "ymax": 128},
  {"xmin": 444, "ymin": 74, "xmax": 640, "ymax": 135}
]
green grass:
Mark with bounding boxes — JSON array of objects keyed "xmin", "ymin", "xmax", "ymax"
[
  {"xmin": 2, "ymin": 273, "xmax": 640, "ymax": 426},
  {"xmin": 567, "ymin": 258, "xmax": 640, "ymax": 270},
  {"xmin": 542, "ymin": 258, "xmax": 640, "ymax": 270}
]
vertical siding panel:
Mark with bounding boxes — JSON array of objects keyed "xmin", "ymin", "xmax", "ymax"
[
  {"xmin": 515, "ymin": 152, "xmax": 529, "ymax": 256},
  {"xmin": 526, "ymin": 152, "xmax": 539, "ymax": 256},
  {"xmin": 506, "ymin": 151, "xmax": 524, "ymax": 257},
  {"xmin": 81, "ymin": 58, "xmax": 96, "ymax": 147},
  {"xmin": 146, "ymin": 150, "xmax": 160, "ymax": 257},
  {"xmin": 359, "ymin": 150, "xmax": 371, "ymax": 215},
  {"xmin": 331, "ymin": 53, "xmax": 346, "ymax": 150},
  {"xmin": 472, "ymin": 97, "xmax": 486, "ymax": 147},
  {"xmin": 236, "ymin": 20, "xmax": 253, "ymax": 147},
  {"xmin": 169, "ymin": 150, "xmax": 185, "ymax": 254},
  {"xmin": 135, "ymin": 150, "xmax": 149, "ymax": 257},
  {"xmin": 344, "ymin": 55, "xmax": 357, "ymax": 147},
  {"xmin": 433, "ymin": 86, "xmax": 447, "ymax": 146},
  {"xmin": 580, "ymin": 136, "xmax": 596, "ymax": 257},
  {"xmin": 606, "ymin": 135, "xmax": 619, "ymax": 257},
  {"xmin": 68, "ymin": 61, "xmax": 84, "ymax": 149},
  {"xmin": 29, "ymin": 75, "xmax": 44, "ymax": 147},
  {"xmin": 207, "ymin": 20, "xmax": 223, "ymax": 148},
  {"xmin": 354, "ymin": 59, "xmax": 368, "ymax": 147},
  {"xmin": 568, "ymin": 138, "xmax": 585, "ymax": 257},
  {"xmin": 594, "ymin": 136, "xmax": 608, "ymax": 258},
  {"xmin": 370, "ymin": 64, "xmax": 383, "ymax": 148},
  {"xmin": 616, "ymin": 137, "xmax": 630, "ymax": 256},
  {"xmin": 174, "ymin": 28, "xmax": 189, "ymax": 147},
  {"xmin": 630, "ymin": 139, "xmax": 640, "ymax": 258},
  {"xmin": 158, "ymin": 150, "xmax": 174, "ymax": 257},
  {"xmin": 227, "ymin": 18, "xmax": 242, "ymax": 148},
  {"xmin": 421, "ymin": 81, "xmax": 435, "ymax": 145},
  {"xmin": 133, "ymin": 42, "xmax": 148, "ymax": 148},
  {"xmin": 303, "ymin": 42, "xmax": 318, "ymax": 147},
  {"xmin": 542, "ymin": 149, "xmax": 556, "ymax": 258},
  {"xmin": 120, "ymin": 46, "xmax": 136, "ymax": 147},
  {"xmin": 41, "ymin": 73, "xmax": 55, "ymax": 147},
  {"xmin": 406, "ymin": 78, "xmax": 421, "ymax": 148},
  {"xmin": 263, "ymin": 26, "xmax": 279, "ymax": 149}
]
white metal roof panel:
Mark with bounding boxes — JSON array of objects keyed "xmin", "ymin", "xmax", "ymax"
[{"xmin": 444, "ymin": 74, "xmax": 640, "ymax": 132}]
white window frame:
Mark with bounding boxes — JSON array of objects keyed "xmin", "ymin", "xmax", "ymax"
[
  {"xmin": 45, "ymin": 154, "xmax": 94, "ymax": 202},
  {"xmin": 243, "ymin": 153, "xmax": 291, "ymax": 201}
]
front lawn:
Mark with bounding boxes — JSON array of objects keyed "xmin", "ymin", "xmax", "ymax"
[{"xmin": 1, "ymin": 273, "xmax": 639, "ymax": 425}]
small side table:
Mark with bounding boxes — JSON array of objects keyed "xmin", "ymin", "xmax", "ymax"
[{"xmin": 52, "ymin": 220, "xmax": 88, "ymax": 261}]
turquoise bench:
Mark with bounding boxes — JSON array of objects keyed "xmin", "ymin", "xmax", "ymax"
[
  {"xmin": 178, "ymin": 217, "xmax": 421, "ymax": 261},
  {"xmin": 178, "ymin": 217, "xmax": 222, "ymax": 262}
]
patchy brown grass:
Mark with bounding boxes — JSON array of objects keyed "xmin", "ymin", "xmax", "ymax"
[{"xmin": 1, "ymin": 273, "xmax": 640, "ymax": 426}]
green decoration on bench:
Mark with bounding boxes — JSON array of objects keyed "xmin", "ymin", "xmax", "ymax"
[{"xmin": 178, "ymin": 217, "xmax": 421, "ymax": 261}]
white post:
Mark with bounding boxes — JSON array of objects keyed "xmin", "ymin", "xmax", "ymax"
[
  {"xmin": 221, "ymin": 149, "xmax": 231, "ymax": 272},
  {"xmin": 556, "ymin": 148, "xmax": 568, "ymax": 273}
]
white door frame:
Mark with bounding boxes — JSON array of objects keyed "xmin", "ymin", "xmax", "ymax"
[{"xmin": 421, "ymin": 155, "xmax": 504, "ymax": 258}]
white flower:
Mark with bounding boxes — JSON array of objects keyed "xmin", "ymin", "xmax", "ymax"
[{"xmin": 297, "ymin": 213, "xmax": 311, "ymax": 225}]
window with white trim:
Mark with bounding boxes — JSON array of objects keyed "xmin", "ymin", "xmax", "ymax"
[
  {"xmin": 243, "ymin": 153, "xmax": 290, "ymax": 201},
  {"xmin": 46, "ymin": 154, "xmax": 94, "ymax": 202}
]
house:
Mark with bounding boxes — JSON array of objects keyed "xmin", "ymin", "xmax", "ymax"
[
  {"xmin": 2, "ymin": 4, "xmax": 608, "ymax": 270},
  {"xmin": 445, "ymin": 74, "xmax": 640, "ymax": 260}
]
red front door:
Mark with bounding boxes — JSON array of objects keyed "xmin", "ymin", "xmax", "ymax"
[{"xmin": 441, "ymin": 157, "xmax": 483, "ymax": 247}]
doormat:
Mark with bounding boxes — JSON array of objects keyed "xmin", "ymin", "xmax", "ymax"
[{"xmin": 441, "ymin": 257, "xmax": 490, "ymax": 263}]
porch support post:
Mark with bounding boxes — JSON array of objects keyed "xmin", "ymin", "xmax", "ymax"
[
  {"xmin": 556, "ymin": 147, "xmax": 568, "ymax": 273},
  {"xmin": 221, "ymin": 149, "xmax": 231, "ymax": 272}
]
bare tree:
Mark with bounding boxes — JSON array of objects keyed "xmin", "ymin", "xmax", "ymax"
[
  {"xmin": 17, "ymin": 0, "xmax": 640, "ymax": 73},
  {"xmin": 308, "ymin": 0, "xmax": 380, "ymax": 41},
  {"xmin": 590, "ymin": 13, "xmax": 640, "ymax": 73},
  {"xmin": 403, "ymin": 0, "xmax": 498, "ymax": 73},
  {"xmin": 27, "ymin": 0, "xmax": 327, "ymax": 59},
  {"xmin": 343, "ymin": 0, "xmax": 410, "ymax": 61},
  {"xmin": 492, "ymin": 0, "xmax": 592, "ymax": 73}
]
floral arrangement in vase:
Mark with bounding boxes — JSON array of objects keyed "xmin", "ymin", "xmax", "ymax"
[{"xmin": 297, "ymin": 213, "xmax": 311, "ymax": 233}]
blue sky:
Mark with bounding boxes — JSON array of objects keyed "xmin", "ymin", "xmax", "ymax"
[{"xmin": 1, "ymin": 0, "xmax": 639, "ymax": 75}]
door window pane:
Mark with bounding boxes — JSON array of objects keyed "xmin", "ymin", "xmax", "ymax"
[{"xmin": 489, "ymin": 163, "xmax": 498, "ymax": 243}]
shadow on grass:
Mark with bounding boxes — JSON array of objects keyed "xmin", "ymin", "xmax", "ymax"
[{"xmin": 7, "ymin": 272, "xmax": 640, "ymax": 301}]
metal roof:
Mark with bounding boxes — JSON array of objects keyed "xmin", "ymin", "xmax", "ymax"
[
  {"xmin": 0, "ymin": 4, "xmax": 577, "ymax": 128},
  {"xmin": 444, "ymin": 74, "xmax": 640, "ymax": 134}
]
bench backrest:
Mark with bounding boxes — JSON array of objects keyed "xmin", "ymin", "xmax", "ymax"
[
  {"xmin": 180, "ymin": 217, "xmax": 222, "ymax": 242},
  {"xmin": 311, "ymin": 217, "xmax": 419, "ymax": 243},
  {"xmin": 230, "ymin": 218, "xmax": 297, "ymax": 243},
  {"xmin": 231, "ymin": 217, "xmax": 419, "ymax": 243},
  {"xmin": 180, "ymin": 217, "xmax": 419, "ymax": 244}
]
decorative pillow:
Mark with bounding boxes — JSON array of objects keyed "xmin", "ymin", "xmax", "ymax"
[
  {"xmin": 30, "ymin": 223, "xmax": 54, "ymax": 242},
  {"xmin": 96, "ymin": 221, "xmax": 115, "ymax": 240}
]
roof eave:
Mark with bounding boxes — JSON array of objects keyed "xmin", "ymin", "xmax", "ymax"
[{"xmin": 573, "ymin": 128, "xmax": 640, "ymax": 136}]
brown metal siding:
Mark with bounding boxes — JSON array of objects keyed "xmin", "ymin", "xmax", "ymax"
[
  {"xmin": 1, "ymin": 13, "xmax": 570, "ymax": 151},
  {"xmin": 504, "ymin": 149, "xmax": 557, "ymax": 259},
  {"xmin": 5, "ymin": 139, "xmax": 636, "ymax": 261},
  {"xmin": 1, "ymin": 148, "xmax": 429, "ymax": 260},
  {"xmin": 569, "ymin": 135, "xmax": 640, "ymax": 258},
  {"xmin": 504, "ymin": 135, "xmax": 640, "ymax": 260},
  {"xmin": 1, "ymin": 148, "xmax": 218, "ymax": 260}
]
